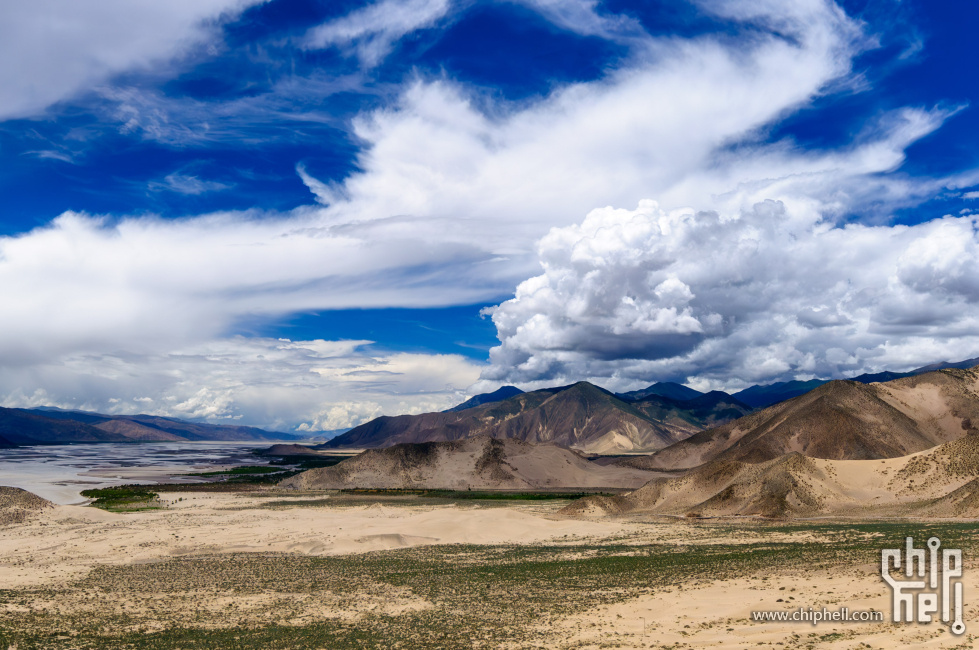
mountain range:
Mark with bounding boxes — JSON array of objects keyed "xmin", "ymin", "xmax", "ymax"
[
  {"xmin": 316, "ymin": 358, "xmax": 979, "ymax": 454},
  {"xmin": 432, "ymin": 357, "xmax": 979, "ymax": 419},
  {"xmin": 728, "ymin": 356, "xmax": 979, "ymax": 408},
  {"xmin": 619, "ymin": 367, "xmax": 979, "ymax": 470},
  {"xmin": 557, "ymin": 366, "xmax": 979, "ymax": 518},
  {"xmin": 0, "ymin": 407, "xmax": 300, "ymax": 445},
  {"xmin": 319, "ymin": 381, "xmax": 752, "ymax": 453},
  {"xmin": 276, "ymin": 363, "xmax": 979, "ymax": 519}
]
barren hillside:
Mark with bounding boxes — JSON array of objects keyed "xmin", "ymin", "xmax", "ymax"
[
  {"xmin": 626, "ymin": 367, "xmax": 979, "ymax": 470},
  {"xmin": 280, "ymin": 436, "xmax": 663, "ymax": 490},
  {"xmin": 563, "ymin": 432, "xmax": 979, "ymax": 519}
]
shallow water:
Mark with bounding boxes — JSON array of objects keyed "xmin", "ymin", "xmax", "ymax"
[{"xmin": 0, "ymin": 441, "xmax": 274, "ymax": 504}]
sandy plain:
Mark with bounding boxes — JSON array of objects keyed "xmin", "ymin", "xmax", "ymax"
[{"xmin": 2, "ymin": 489, "xmax": 978, "ymax": 649}]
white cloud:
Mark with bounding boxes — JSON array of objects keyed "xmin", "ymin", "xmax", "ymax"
[
  {"xmin": 319, "ymin": 0, "xmax": 869, "ymax": 233},
  {"xmin": 100, "ymin": 72, "xmax": 367, "ymax": 146},
  {"xmin": 0, "ymin": 209, "xmax": 507, "ymax": 368},
  {"xmin": 24, "ymin": 150, "xmax": 75, "ymax": 163},
  {"xmin": 963, "ymin": 190, "xmax": 979, "ymax": 200},
  {"xmin": 479, "ymin": 200, "xmax": 979, "ymax": 392},
  {"xmin": 303, "ymin": 0, "xmax": 451, "ymax": 67},
  {"xmin": 296, "ymin": 163, "xmax": 343, "ymax": 205},
  {"xmin": 509, "ymin": 0, "xmax": 645, "ymax": 41},
  {"xmin": 149, "ymin": 173, "xmax": 232, "ymax": 195},
  {"xmin": 0, "ymin": 0, "xmax": 266, "ymax": 120},
  {"xmin": 0, "ymin": 337, "xmax": 481, "ymax": 431}
]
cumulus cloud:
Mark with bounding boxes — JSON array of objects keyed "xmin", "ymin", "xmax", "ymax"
[
  {"xmin": 0, "ymin": 0, "xmax": 266, "ymax": 120},
  {"xmin": 0, "ymin": 337, "xmax": 480, "ymax": 431},
  {"xmin": 303, "ymin": 0, "xmax": 451, "ymax": 66},
  {"xmin": 479, "ymin": 200, "xmax": 979, "ymax": 392}
]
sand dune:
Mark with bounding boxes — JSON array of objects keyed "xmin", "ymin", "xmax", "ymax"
[
  {"xmin": 280, "ymin": 435, "xmax": 662, "ymax": 490},
  {"xmin": 565, "ymin": 433, "xmax": 979, "ymax": 518},
  {"xmin": 0, "ymin": 486, "xmax": 53, "ymax": 525}
]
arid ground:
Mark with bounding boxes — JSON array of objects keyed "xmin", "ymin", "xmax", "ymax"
[{"xmin": 2, "ymin": 487, "xmax": 978, "ymax": 649}]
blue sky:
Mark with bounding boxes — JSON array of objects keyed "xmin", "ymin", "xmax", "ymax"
[{"xmin": 1, "ymin": 0, "xmax": 979, "ymax": 431}]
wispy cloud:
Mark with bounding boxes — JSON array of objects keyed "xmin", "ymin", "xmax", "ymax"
[
  {"xmin": 149, "ymin": 172, "xmax": 233, "ymax": 195},
  {"xmin": 509, "ymin": 0, "xmax": 645, "ymax": 42},
  {"xmin": 97, "ymin": 73, "xmax": 369, "ymax": 146},
  {"xmin": 295, "ymin": 163, "xmax": 343, "ymax": 205},
  {"xmin": 22, "ymin": 149, "xmax": 75, "ymax": 163},
  {"xmin": 303, "ymin": 0, "xmax": 452, "ymax": 67}
]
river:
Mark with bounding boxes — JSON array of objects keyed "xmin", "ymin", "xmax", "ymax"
[{"xmin": 0, "ymin": 441, "xmax": 283, "ymax": 504}]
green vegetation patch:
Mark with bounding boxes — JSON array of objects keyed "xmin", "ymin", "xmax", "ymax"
[
  {"xmin": 266, "ymin": 454, "xmax": 349, "ymax": 470},
  {"xmin": 339, "ymin": 488, "xmax": 612, "ymax": 500},
  {"xmin": 79, "ymin": 486, "xmax": 160, "ymax": 512}
]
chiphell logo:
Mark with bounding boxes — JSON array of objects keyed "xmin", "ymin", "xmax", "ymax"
[{"xmin": 881, "ymin": 536, "xmax": 965, "ymax": 635}]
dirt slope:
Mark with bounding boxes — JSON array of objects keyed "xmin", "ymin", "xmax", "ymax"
[
  {"xmin": 0, "ymin": 487, "xmax": 54, "ymax": 525},
  {"xmin": 280, "ymin": 436, "xmax": 662, "ymax": 490}
]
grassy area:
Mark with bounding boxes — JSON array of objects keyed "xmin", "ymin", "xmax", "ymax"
[
  {"xmin": 340, "ymin": 488, "xmax": 613, "ymax": 500},
  {"xmin": 2, "ymin": 521, "xmax": 976, "ymax": 648},
  {"xmin": 169, "ymin": 454, "xmax": 350, "ymax": 486},
  {"xmin": 79, "ymin": 487, "xmax": 161, "ymax": 512},
  {"xmin": 264, "ymin": 454, "xmax": 349, "ymax": 470}
]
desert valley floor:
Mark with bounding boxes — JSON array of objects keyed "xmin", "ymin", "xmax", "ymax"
[{"xmin": 2, "ymin": 487, "xmax": 978, "ymax": 649}]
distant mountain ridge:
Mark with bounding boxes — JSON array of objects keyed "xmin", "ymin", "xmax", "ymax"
[
  {"xmin": 440, "ymin": 358, "xmax": 979, "ymax": 429},
  {"xmin": 616, "ymin": 381, "xmax": 703, "ymax": 402},
  {"xmin": 444, "ymin": 386, "xmax": 523, "ymax": 412},
  {"xmin": 731, "ymin": 357, "xmax": 979, "ymax": 408},
  {"xmin": 0, "ymin": 407, "xmax": 301, "ymax": 445},
  {"xmin": 320, "ymin": 381, "xmax": 751, "ymax": 453},
  {"xmin": 622, "ymin": 367, "xmax": 979, "ymax": 471}
]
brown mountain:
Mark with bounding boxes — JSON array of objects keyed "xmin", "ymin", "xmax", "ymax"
[
  {"xmin": 280, "ymin": 436, "xmax": 662, "ymax": 491},
  {"xmin": 320, "ymin": 381, "xmax": 750, "ymax": 453},
  {"xmin": 623, "ymin": 367, "xmax": 979, "ymax": 470}
]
